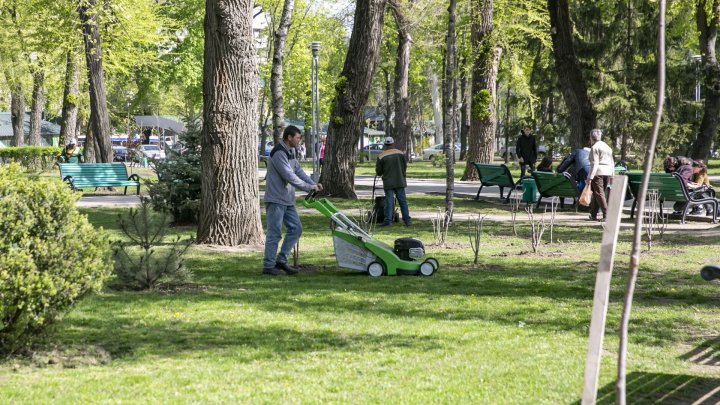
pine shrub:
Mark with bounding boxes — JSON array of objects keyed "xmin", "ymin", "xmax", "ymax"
[
  {"xmin": 112, "ymin": 199, "xmax": 193, "ymax": 290},
  {"xmin": 147, "ymin": 118, "xmax": 201, "ymax": 224},
  {"xmin": 0, "ymin": 164, "xmax": 112, "ymax": 356}
]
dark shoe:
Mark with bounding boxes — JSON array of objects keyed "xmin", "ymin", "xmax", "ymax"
[
  {"xmin": 404, "ymin": 221, "xmax": 412, "ymax": 227},
  {"xmin": 378, "ymin": 222, "xmax": 392, "ymax": 227},
  {"xmin": 275, "ymin": 262, "xmax": 298, "ymax": 275},
  {"xmin": 263, "ymin": 267, "xmax": 286, "ymax": 276},
  {"xmin": 587, "ymin": 215, "xmax": 598, "ymax": 221}
]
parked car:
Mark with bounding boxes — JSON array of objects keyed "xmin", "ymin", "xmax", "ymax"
[
  {"xmin": 137, "ymin": 144, "xmax": 166, "ymax": 161},
  {"xmin": 112, "ymin": 146, "xmax": 130, "ymax": 162},
  {"xmin": 422, "ymin": 143, "xmax": 461, "ymax": 160},
  {"xmin": 258, "ymin": 141, "xmax": 274, "ymax": 156},
  {"xmin": 359, "ymin": 143, "xmax": 384, "ymax": 161}
]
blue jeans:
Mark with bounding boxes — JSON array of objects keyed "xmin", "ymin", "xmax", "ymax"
[
  {"xmin": 383, "ymin": 188, "xmax": 411, "ymax": 225},
  {"xmin": 263, "ymin": 203, "xmax": 302, "ymax": 269}
]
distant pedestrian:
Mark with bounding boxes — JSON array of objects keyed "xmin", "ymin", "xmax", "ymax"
[
  {"xmin": 376, "ymin": 136, "xmax": 411, "ymax": 227},
  {"xmin": 516, "ymin": 126, "xmax": 537, "ymax": 178},
  {"xmin": 587, "ymin": 129, "xmax": 614, "ymax": 221}
]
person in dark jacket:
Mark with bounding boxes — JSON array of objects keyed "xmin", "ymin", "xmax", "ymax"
[
  {"xmin": 516, "ymin": 126, "xmax": 538, "ymax": 178},
  {"xmin": 376, "ymin": 136, "xmax": 411, "ymax": 227},
  {"xmin": 557, "ymin": 147, "xmax": 591, "ymax": 192}
]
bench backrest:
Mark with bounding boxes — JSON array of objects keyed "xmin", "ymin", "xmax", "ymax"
[
  {"xmin": 532, "ymin": 171, "xmax": 578, "ymax": 198},
  {"xmin": 473, "ymin": 163, "xmax": 514, "ymax": 187},
  {"xmin": 625, "ymin": 172, "xmax": 688, "ymax": 202},
  {"xmin": 59, "ymin": 163, "xmax": 129, "ymax": 181}
]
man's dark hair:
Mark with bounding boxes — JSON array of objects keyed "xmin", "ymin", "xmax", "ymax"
[{"xmin": 283, "ymin": 125, "xmax": 302, "ymax": 140}]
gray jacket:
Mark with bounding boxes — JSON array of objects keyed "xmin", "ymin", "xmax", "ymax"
[{"xmin": 264, "ymin": 141, "xmax": 315, "ymax": 206}]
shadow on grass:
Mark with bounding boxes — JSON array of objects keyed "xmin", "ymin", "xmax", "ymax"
[
  {"xmin": 576, "ymin": 371, "xmax": 720, "ymax": 404},
  {"xmin": 680, "ymin": 336, "xmax": 720, "ymax": 367}
]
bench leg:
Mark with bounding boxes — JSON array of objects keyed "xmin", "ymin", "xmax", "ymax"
[
  {"xmin": 630, "ymin": 199, "xmax": 637, "ymax": 220},
  {"xmin": 560, "ymin": 198, "xmax": 565, "ymax": 209},
  {"xmin": 475, "ymin": 185, "xmax": 484, "ymax": 200},
  {"xmin": 536, "ymin": 197, "xmax": 542, "ymax": 209},
  {"xmin": 680, "ymin": 205, "xmax": 688, "ymax": 224},
  {"xmin": 124, "ymin": 186, "xmax": 128, "ymax": 195},
  {"xmin": 499, "ymin": 187, "xmax": 505, "ymax": 200},
  {"xmin": 136, "ymin": 184, "xmax": 140, "ymax": 195}
]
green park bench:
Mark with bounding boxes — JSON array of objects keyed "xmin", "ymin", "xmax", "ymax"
[
  {"xmin": 531, "ymin": 171, "xmax": 579, "ymax": 209},
  {"xmin": 473, "ymin": 163, "xmax": 519, "ymax": 202},
  {"xmin": 625, "ymin": 172, "xmax": 718, "ymax": 224},
  {"xmin": 59, "ymin": 163, "xmax": 141, "ymax": 195}
]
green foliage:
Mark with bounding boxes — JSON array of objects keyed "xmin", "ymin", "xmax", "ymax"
[
  {"xmin": 0, "ymin": 164, "xmax": 112, "ymax": 356},
  {"xmin": 0, "ymin": 146, "xmax": 63, "ymax": 172},
  {"xmin": 112, "ymin": 199, "xmax": 193, "ymax": 290},
  {"xmin": 333, "ymin": 116, "xmax": 344, "ymax": 126},
  {"xmin": 472, "ymin": 90, "xmax": 492, "ymax": 121},
  {"xmin": 147, "ymin": 118, "xmax": 201, "ymax": 224}
]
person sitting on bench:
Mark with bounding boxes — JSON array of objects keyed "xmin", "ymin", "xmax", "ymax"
[{"xmin": 557, "ymin": 146, "xmax": 591, "ymax": 193}]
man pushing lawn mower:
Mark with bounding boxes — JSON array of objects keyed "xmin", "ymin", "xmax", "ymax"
[{"xmin": 262, "ymin": 125, "xmax": 322, "ymax": 276}]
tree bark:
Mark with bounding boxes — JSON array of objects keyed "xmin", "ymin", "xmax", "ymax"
[
  {"xmin": 443, "ymin": 0, "xmax": 457, "ymax": 216},
  {"xmin": 459, "ymin": 68, "xmax": 470, "ymax": 161},
  {"xmin": 28, "ymin": 71, "xmax": 45, "ymax": 146},
  {"xmin": 270, "ymin": 0, "xmax": 295, "ymax": 144},
  {"xmin": 547, "ymin": 0, "xmax": 597, "ymax": 149},
  {"xmin": 427, "ymin": 66, "xmax": 443, "ymax": 145},
  {"xmin": 60, "ymin": 50, "xmax": 79, "ymax": 147},
  {"xmin": 320, "ymin": 0, "xmax": 387, "ymax": 198},
  {"xmin": 390, "ymin": 0, "xmax": 412, "ymax": 160},
  {"xmin": 78, "ymin": 0, "xmax": 112, "ymax": 163},
  {"xmin": 84, "ymin": 121, "xmax": 96, "ymax": 163},
  {"xmin": 691, "ymin": 0, "xmax": 720, "ymax": 160},
  {"xmin": 198, "ymin": 0, "xmax": 264, "ymax": 246},
  {"xmin": 10, "ymin": 82, "xmax": 24, "ymax": 147},
  {"xmin": 383, "ymin": 68, "xmax": 393, "ymax": 137},
  {"xmin": 463, "ymin": 0, "xmax": 500, "ymax": 181}
]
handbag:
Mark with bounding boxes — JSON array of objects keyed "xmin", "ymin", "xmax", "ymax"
[{"xmin": 579, "ymin": 182, "xmax": 592, "ymax": 207}]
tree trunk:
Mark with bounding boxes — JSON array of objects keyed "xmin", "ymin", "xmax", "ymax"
[
  {"xmin": 60, "ymin": 50, "xmax": 79, "ymax": 147},
  {"xmin": 383, "ymin": 68, "xmax": 393, "ymax": 137},
  {"xmin": 270, "ymin": 0, "xmax": 295, "ymax": 144},
  {"xmin": 427, "ymin": 66, "xmax": 443, "ymax": 144},
  {"xmin": 319, "ymin": 0, "xmax": 387, "ymax": 198},
  {"xmin": 78, "ymin": 0, "xmax": 112, "ymax": 163},
  {"xmin": 10, "ymin": 82, "xmax": 24, "ymax": 147},
  {"xmin": 28, "ymin": 71, "xmax": 45, "ymax": 146},
  {"xmin": 443, "ymin": 0, "xmax": 457, "ymax": 216},
  {"xmin": 463, "ymin": 0, "xmax": 500, "ymax": 181},
  {"xmin": 459, "ymin": 69, "xmax": 470, "ymax": 162},
  {"xmin": 691, "ymin": 0, "xmax": 720, "ymax": 160},
  {"xmin": 84, "ymin": 121, "xmax": 96, "ymax": 163},
  {"xmin": 198, "ymin": 0, "xmax": 264, "ymax": 246},
  {"xmin": 547, "ymin": 0, "xmax": 597, "ymax": 149},
  {"xmin": 390, "ymin": 0, "xmax": 412, "ymax": 160}
]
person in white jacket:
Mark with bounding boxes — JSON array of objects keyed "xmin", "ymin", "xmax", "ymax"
[{"xmin": 587, "ymin": 129, "xmax": 614, "ymax": 221}]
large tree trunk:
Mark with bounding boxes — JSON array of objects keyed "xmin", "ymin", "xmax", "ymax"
[
  {"xmin": 463, "ymin": 0, "xmax": 500, "ymax": 181},
  {"xmin": 84, "ymin": 121, "xmax": 97, "ymax": 163},
  {"xmin": 198, "ymin": 0, "xmax": 263, "ymax": 246},
  {"xmin": 28, "ymin": 71, "xmax": 45, "ymax": 146},
  {"xmin": 383, "ymin": 68, "xmax": 393, "ymax": 137},
  {"xmin": 548, "ymin": 0, "xmax": 597, "ymax": 149},
  {"xmin": 443, "ymin": 0, "xmax": 457, "ymax": 216},
  {"xmin": 78, "ymin": 0, "xmax": 112, "ymax": 163},
  {"xmin": 320, "ymin": 0, "xmax": 387, "ymax": 198},
  {"xmin": 10, "ymin": 82, "xmax": 24, "ymax": 147},
  {"xmin": 60, "ymin": 50, "xmax": 79, "ymax": 147},
  {"xmin": 427, "ymin": 66, "xmax": 443, "ymax": 144},
  {"xmin": 390, "ymin": 0, "xmax": 412, "ymax": 160},
  {"xmin": 459, "ymin": 68, "xmax": 470, "ymax": 162},
  {"xmin": 270, "ymin": 0, "xmax": 295, "ymax": 144},
  {"xmin": 691, "ymin": 0, "xmax": 720, "ymax": 160}
]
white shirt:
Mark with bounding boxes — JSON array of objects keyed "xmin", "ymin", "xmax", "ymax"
[{"xmin": 588, "ymin": 140, "xmax": 614, "ymax": 179}]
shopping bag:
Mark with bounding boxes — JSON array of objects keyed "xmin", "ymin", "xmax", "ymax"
[{"xmin": 579, "ymin": 182, "xmax": 592, "ymax": 207}]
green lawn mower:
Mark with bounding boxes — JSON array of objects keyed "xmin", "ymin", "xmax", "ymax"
[{"xmin": 303, "ymin": 192, "xmax": 438, "ymax": 277}]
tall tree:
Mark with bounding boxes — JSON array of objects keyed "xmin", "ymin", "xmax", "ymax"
[
  {"xmin": 320, "ymin": 0, "xmax": 387, "ymax": 198},
  {"xmin": 691, "ymin": 0, "xmax": 720, "ymax": 160},
  {"xmin": 270, "ymin": 0, "xmax": 295, "ymax": 144},
  {"xmin": 60, "ymin": 50, "xmax": 80, "ymax": 146},
  {"xmin": 443, "ymin": 0, "xmax": 457, "ymax": 216},
  {"xmin": 547, "ymin": 0, "xmax": 597, "ymax": 149},
  {"xmin": 28, "ymin": 69, "xmax": 44, "ymax": 146},
  {"xmin": 8, "ymin": 79, "xmax": 24, "ymax": 146},
  {"xmin": 198, "ymin": 0, "xmax": 263, "ymax": 245},
  {"xmin": 78, "ymin": 0, "xmax": 112, "ymax": 163},
  {"xmin": 389, "ymin": 0, "xmax": 412, "ymax": 159},
  {"xmin": 427, "ymin": 66, "xmax": 443, "ymax": 144},
  {"xmin": 463, "ymin": 0, "xmax": 501, "ymax": 181}
]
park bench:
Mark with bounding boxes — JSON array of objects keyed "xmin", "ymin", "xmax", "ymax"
[
  {"xmin": 625, "ymin": 172, "xmax": 718, "ymax": 224},
  {"xmin": 472, "ymin": 163, "xmax": 519, "ymax": 202},
  {"xmin": 59, "ymin": 163, "xmax": 141, "ymax": 195},
  {"xmin": 531, "ymin": 171, "xmax": 579, "ymax": 209}
]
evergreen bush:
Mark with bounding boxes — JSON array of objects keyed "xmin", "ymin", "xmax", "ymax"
[
  {"xmin": 147, "ymin": 118, "xmax": 201, "ymax": 224},
  {"xmin": 112, "ymin": 199, "xmax": 193, "ymax": 290},
  {"xmin": 0, "ymin": 146, "xmax": 63, "ymax": 172},
  {"xmin": 0, "ymin": 164, "xmax": 112, "ymax": 356}
]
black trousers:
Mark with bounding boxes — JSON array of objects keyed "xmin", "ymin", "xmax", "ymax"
[
  {"xmin": 520, "ymin": 160, "xmax": 536, "ymax": 178},
  {"xmin": 590, "ymin": 175, "xmax": 610, "ymax": 218}
]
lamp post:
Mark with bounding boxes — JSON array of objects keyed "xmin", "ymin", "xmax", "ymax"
[{"xmin": 310, "ymin": 41, "xmax": 321, "ymax": 182}]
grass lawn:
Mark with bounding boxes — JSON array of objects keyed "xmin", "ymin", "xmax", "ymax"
[{"xmin": 1, "ymin": 202, "xmax": 719, "ymax": 403}]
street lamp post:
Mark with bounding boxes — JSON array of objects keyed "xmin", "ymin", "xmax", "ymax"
[{"xmin": 310, "ymin": 42, "xmax": 321, "ymax": 182}]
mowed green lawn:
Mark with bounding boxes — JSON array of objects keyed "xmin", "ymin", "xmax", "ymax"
[{"xmin": 1, "ymin": 201, "xmax": 719, "ymax": 403}]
